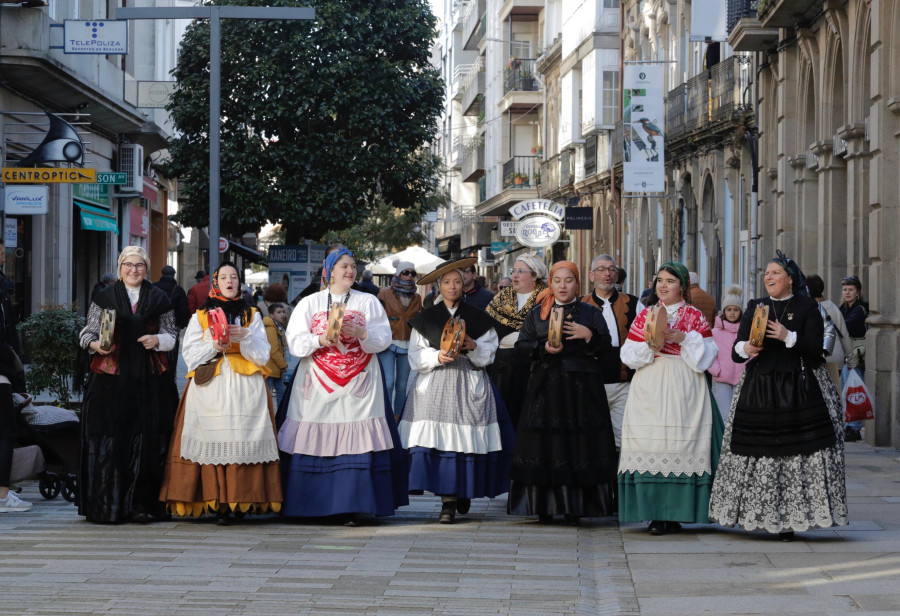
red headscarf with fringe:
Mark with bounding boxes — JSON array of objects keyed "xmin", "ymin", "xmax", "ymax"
[{"xmin": 535, "ymin": 261, "xmax": 581, "ymax": 320}]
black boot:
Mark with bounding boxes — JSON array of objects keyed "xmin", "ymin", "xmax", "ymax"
[
  {"xmin": 456, "ymin": 498, "xmax": 471, "ymax": 515},
  {"xmin": 439, "ymin": 501, "xmax": 456, "ymax": 524}
]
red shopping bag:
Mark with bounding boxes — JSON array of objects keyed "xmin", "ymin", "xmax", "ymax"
[{"xmin": 842, "ymin": 369, "xmax": 874, "ymax": 422}]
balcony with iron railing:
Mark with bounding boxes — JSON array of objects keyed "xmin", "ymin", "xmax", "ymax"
[
  {"xmin": 584, "ymin": 134, "xmax": 598, "ymax": 177},
  {"xmin": 461, "ymin": 64, "xmax": 486, "ymax": 116},
  {"xmin": 503, "ymin": 59, "xmax": 539, "ymax": 95},
  {"xmin": 560, "ymin": 149, "xmax": 574, "ymax": 188},
  {"xmin": 664, "ymin": 56, "xmax": 752, "ymax": 156},
  {"xmin": 501, "ymin": 155, "xmax": 540, "ymax": 189},
  {"xmin": 453, "ymin": 63, "xmax": 475, "ymax": 101}
]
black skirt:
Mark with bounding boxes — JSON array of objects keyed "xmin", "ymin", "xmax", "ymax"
[
  {"xmin": 507, "ymin": 360, "xmax": 617, "ymax": 517},
  {"xmin": 485, "ymin": 347, "xmax": 532, "ymax": 430},
  {"xmin": 729, "ymin": 363, "xmax": 836, "ymax": 458},
  {"xmin": 78, "ymin": 372, "xmax": 177, "ymax": 523}
]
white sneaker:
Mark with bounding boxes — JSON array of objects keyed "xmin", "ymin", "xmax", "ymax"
[{"xmin": 0, "ymin": 491, "xmax": 33, "ymax": 512}]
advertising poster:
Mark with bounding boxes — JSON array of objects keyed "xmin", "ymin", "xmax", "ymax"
[
  {"xmin": 268, "ymin": 243, "xmax": 327, "ymax": 302},
  {"xmin": 623, "ymin": 64, "xmax": 665, "ymax": 192}
]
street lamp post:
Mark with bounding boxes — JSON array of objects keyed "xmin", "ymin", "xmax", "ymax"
[{"xmin": 115, "ymin": 5, "xmax": 315, "ymax": 274}]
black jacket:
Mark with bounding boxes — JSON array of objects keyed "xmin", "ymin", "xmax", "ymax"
[
  {"xmin": 733, "ymin": 295, "xmax": 825, "ymax": 372},
  {"xmin": 154, "ymin": 275, "xmax": 190, "ymax": 329}
]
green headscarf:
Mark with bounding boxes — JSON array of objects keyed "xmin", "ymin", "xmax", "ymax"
[{"xmin": 659, "ymin": 260, "xmax": 689, "ymax": 292}]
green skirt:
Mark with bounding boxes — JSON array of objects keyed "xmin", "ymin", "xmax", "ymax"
[{"xmin": 618, "ymin": 391, "xmax": 725, "ymax": 523}]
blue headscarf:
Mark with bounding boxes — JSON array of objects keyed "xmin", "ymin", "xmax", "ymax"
[
  {"xmin": 771, "ymin": 249, "xmax": 808, "ymax": 296},
  {"xmin": 322, "ymin": 246, "xmax": 354, "ymax": 290}
]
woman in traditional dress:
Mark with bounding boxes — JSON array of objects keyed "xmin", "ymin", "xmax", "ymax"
[
  {"xmin": 485, "ymin": 253, "xmax": 548, "ymax": 428},
  {"xmin": 278, "ymin": 247, "xmax": 407, "ymax": 525},
  {"xmin": 709, "ymin": 251, "xmax": 848, "ymax": 541},
  {"xmin": 399, "ymin": 257, "xmax": 513, "ymax": 524},
  {"xmin": 617, "ymin": 261, "xmax": 723, "ymax": 536},
  {"xmin": 159, "ymin": 262, "xmax": 282, "ymax": 525},
  {"xmin": 508, "ymin": 261, "xmax": 618, "ymax": 524},
  {"xmin": 377, "ymin": 260, "xmax": 423, "ymax": 420},
  {"xmin": 78, "ymin": 246, "xmax": 178, "ymax": 523}
]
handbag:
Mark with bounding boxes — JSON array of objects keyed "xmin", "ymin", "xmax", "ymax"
[
  {"xmin": 192, "ymin": 357, "xmax": 220, "ymax": 386},
  {"xmin": 842, "ymin": 367, "xmax": 874, "ymax": 422}
]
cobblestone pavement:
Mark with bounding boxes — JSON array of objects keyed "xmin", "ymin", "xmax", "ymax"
[{"xmin": 2, "ymin": 441, "xmax": 899, "ymax": 615}]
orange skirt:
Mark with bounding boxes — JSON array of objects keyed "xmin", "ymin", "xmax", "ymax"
[{"xmin": 159, "ymin": 380, "xmax": 283, "ymax": 517}]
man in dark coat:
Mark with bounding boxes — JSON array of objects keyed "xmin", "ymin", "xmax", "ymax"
[
  {"xmin": 154, "ymin": 265, "xmax": 190, "ymax": 378},
  {"xmin": 461, "ymin": 263, "xmax": 493, "ymax": 311}
]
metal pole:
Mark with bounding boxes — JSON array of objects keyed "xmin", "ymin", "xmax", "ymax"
[
  {"xmin": 747, "ymin": 128, "xmax": 758, "ymax": 302},
  {"xmin": 208, "ymin": 9, "xmax": 221, "ymax": 275}
]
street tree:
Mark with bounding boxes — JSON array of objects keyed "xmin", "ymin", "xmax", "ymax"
[{"xmin": 164, "ymin": 0, "xmax": 443, "ymax": 243}]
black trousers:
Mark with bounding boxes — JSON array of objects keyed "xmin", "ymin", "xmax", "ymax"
[{"xmin": 0, "ymin": 384, "xmax": 14, "ymax": 487}]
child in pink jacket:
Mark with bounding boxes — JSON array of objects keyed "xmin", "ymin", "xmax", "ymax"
[{"xmin": 708, "ymin": 285, "xmax": 745, "ymax": 420}]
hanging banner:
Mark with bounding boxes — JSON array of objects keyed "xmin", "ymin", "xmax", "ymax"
[{"xmin": 623, "ymin": 64, "xmax": 665, "ymax": 193}]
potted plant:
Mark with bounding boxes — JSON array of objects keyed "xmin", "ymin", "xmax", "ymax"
[
  {"xmin": 18, "ymin": 304, "xmax": 85, "ymax": 407},
  {"xmin": 514, "ymin": 172, "xmax": 527, "ymax": 186},
  {"xmin": 530, "ymin": 146, "xmax": 543, "ymax": 156}
]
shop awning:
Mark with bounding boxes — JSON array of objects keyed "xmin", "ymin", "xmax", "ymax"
[
  {"xmin": 75, "ymin": 201, "xmax": 119, "ymax": 234},
  {"xmin": 226, "ymin": 240, "xmax": 265, "ymax": 264}
]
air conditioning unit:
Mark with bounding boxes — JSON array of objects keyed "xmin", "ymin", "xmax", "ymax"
[
  {"xmin": 118, "ymin": 144, "xmax": 144, "ymax": 193},
  {"xmin": 478, "ymin": 246, "xmax": 494, "ymax": 266}
]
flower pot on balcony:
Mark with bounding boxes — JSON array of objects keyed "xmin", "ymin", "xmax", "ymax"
[{"xmin": 514, "ymin": 176, "xmax": 525, "ymax": 186}]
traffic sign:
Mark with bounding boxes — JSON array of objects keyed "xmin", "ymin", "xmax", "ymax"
[
  {"xmin": 219, "ymin": 237, "xmax": 229, "ymax": 253},
  {"xmin": 95, "ymin": 172, "xmax": 128, "ymax": 185}
]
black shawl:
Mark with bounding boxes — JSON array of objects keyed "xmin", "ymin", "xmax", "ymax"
[{"xmin": 408, "ymin": 301, "xmax": 498, "ymax": 353}]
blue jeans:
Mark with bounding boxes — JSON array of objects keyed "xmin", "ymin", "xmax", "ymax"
[
  {"xmin": 266, "ymin": 376, "xmax": 286, "ymax": 409},
  {"xmin": 378, "ymin": 345, "xmax": 411, "ymax": 417}
]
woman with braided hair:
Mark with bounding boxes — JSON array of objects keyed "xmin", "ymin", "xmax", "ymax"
[
  {"xmin": 617, "ymin": 261, "xmax": 723, "ymax": 536},
  {"xmin": 159, "ymin": 261, "xmax": 282, "ymax": 526},
  {"xmin": 709, "ymin": 251, "xmax": 848, "ymax": 541}
]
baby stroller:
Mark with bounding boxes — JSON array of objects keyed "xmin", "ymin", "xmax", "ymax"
[{"xmin": 12, "ymin": 393, "xmax": 80, "ymax": 502}]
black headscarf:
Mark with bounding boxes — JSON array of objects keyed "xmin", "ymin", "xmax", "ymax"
[{"xmin": 770, "ymin": 249, "xmax": 808, "ymax": 296}]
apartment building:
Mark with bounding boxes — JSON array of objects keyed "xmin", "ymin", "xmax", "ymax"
[{"xmin": 0, "ymin": 0, "xmax": 192, "ymax": 317}]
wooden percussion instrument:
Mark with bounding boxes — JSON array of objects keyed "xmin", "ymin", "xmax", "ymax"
[
  {"xmin": 325, "ymin": 302, "xmax": 346, "ymax": 344},
  {"xmin": 644, "ymin": 304, "xmax": 667, "ymax": 351},
  {"xmin": 440, "ymin": 316, "xmax": 466, "ymax": 359},
  {"xmin": 547, "ymin": 306, "xmax": 565, "ymax": 348},
  {"xmin": 98, "ymin": 309, "xmax": 116, "ymax": 351},
  {"xmin": 208, "ymin": 307, "xmax": 231, "ymax": 348},
  {"xmin": 748, "ymin": 304, "xmax": 769, "ymax": 348}
]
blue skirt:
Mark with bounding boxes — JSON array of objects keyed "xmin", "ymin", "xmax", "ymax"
[
  {"xmin": 278, "ymin": 358, "xmax": 409, "ymax": 518},
  {"xmin": 407, "ymin": 381, "xmax": 515, "ymax": 499}
]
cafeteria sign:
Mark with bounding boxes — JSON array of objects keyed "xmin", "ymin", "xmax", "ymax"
[{"xmin": 509, "ymin": 199, "xmax": 563, "ymax": 248}]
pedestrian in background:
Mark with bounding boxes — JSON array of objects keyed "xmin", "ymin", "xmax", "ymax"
[
  {"xmin": 78, "ymin": 246, "xmax": 179, "ymax": 524},
  {"xmin": 486, "ymin": 253, "xmax": 548, "ymax": 429},
  {"xmin": 806, "ymin": 275, "xmax": 853, "ymax": 389},
  {"xmin": 710, "ymin": 251, "xmax": 848, "ymax": 541},
  {"xmin": 461, "ymin": 263, "xmax": 494, "ymax": 310},
  {"xmin": 278, "ymin": 247, "xmax": 407, "ymax": 525},
  {"xmin": 497, "ymin": 277, "xmax": 512, "ymax": 292},
  {"xmin": 377, "ymin": 261, "xmax": 423, "ymax": 421},
  {"xmin": 688, "ymin": 271, "xmax": 717, "ymax": 328},
  {"xmin": 0, "ymin": 238, "xmax": 29, "ymax": 514},
  {"xmin": 160, "ymin": 261, "xmax": 281, "ymax": 525},
  {"xmin": 508, "ymin": 261, "xmax": 618, "ymax": 525},
  {"xmin": 187, "ymin": 270, "xmax": 209, "ymax": 314},
  {"xmin": 154, "ymin": 265, "xmax": 190, "ymax": 378},
  {"xmin": 708, "ymin": 285, "xmax": 745, "ymax": 421},
  {"xmin": 400, "ymin": 257, "xmax": 512, "ymax": 524},
  {"xmin": 264, "ymin": 303, "xmax": 289, "ymax": 407},
  {"xmin": 839, "ymin": 275, "xmax": 868, "ymax": 442},
  {"xmin": 359, "ymin": 269, "xmax": 381, "ymax": 296},
  {"xmin": 581, "ymin": 254, "xmax": 640, "ymax": 449},
  {"xmin": 257, "ymin": 282, "xmax": 287, "ymax": 318},
  {"xmin": 618, "ymin": 261, "xmax": 723, "ymax": 536},
  {"xmin": 90, "ymin": 273, "xmax": 116, "ymax": 305}
]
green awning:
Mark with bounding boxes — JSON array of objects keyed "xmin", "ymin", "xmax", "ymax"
[{"xmin": 75, "ymin": 201, "xmax": 119, "ymax": 234}]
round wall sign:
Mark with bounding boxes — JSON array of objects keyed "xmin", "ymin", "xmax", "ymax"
[{"xmin": 515, "ymin": 215, "xmax": 561, "ymax": 248}]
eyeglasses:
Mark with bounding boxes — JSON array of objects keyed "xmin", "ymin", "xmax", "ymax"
[
  {"xmin": 400, "ymin": 270, "xmax": 416, "ymax": 276},
  {"xmin": 121, "ymin": 262, "xmax": 147, "ymax": 271},
  {"xmin": 591, "ymin": 266, "xmax": 617, "ymax": 273},
  {"xmin": 510, "ymin": 268, "xmax": 533, "ymax": 276},
  {"xmin": 842, "ymin": 276, "xmax": 860, "ymax": 285}
]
